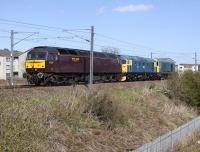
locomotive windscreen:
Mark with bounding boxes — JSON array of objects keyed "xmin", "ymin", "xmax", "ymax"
[{"xmin": 27, "ymin": 52, "xmax": 47, "ymax": 60}]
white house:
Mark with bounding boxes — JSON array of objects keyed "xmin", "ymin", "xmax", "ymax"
[
  {"xmin": 18, "ymin": 51, "xmax": 28, "ymax": 78},
  {"xmin": 177, "ymin": 64, "xmax": 200, "ymax": 73},
  {"xmin": 0, "ymin": 49, "xmax": 28, "ymax": 80},
  {"xmin": 0, "ymin": 56, "xmax": 6, "ymax": 80}
]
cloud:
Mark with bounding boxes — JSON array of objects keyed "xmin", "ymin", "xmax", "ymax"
[
  {"xmin": 97, "ymin": 7, "xmax": 106, "ymax": 15},
  {"xmin": 113, "ymin": 4, "xmax": 154, "ymax": 13}
]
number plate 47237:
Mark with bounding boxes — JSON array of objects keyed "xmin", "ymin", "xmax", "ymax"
[{"xmin": 72, "ymin": 57, "xmax": 80, "ymax": 62}]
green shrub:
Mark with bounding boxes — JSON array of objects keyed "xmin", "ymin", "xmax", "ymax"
[
  {"xmin": 166, "ymin": 71, "xmax": 200, "ymax": 107},
  {"xmin": 165, "ymin": 73, "xmax": 183, "ymax": 99}
]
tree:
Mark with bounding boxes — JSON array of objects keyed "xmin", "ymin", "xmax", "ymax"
[{"xmin": 101, "ymin": 47, "xmax": 120, "ymax": 55}]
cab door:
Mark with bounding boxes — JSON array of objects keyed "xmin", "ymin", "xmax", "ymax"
[
  {"xmin": 121, "ymin": 59, "xmax": 127, "ymax": 81},
  {"xmin": 154, "ymin": 61, "xmax": 160, "ymax": 73},
  {"xmin": 154, "ymin": 61, "xmax": 157, "ymax": 72},
  {"xmin": 46, "ymin": 53, "xmax": 59, "ymax": 73}
]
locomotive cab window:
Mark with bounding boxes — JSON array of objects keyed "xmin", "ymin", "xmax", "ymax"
[
  {"xmin": 58, "ymin": 49, "xmax": 70, "ymax": 55},
  {"xmin": 122, "ymin": 60, "xmax": 126, "ymax": 64},
  {"xmin": 68, "ymin": 50, "xmax": 77, "ymax": 55},
  {"xmin": 27, "ymin": 52, "xmax": 47, "ymax": 60},
  {"xmin": 47, "ymin": 53, "xmax": 58, "ymax": 61}
]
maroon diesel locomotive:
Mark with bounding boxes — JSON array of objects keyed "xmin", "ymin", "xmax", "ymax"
[{"xmin": 25, "ymin": 46, "xmax": 122, "ymax": 85}]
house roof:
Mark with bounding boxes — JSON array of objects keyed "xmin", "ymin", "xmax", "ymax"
[
  {"xmin": 156, "ymin": 58, "xmax": 175, "ymax": 63},
  {"xmin": 179, "ymin": 64, "xmax": 200, "ymax": 68},
  {"xmin": 179, "ymin": 64, "xmax": 200, "ymax": 65},
  {"xmin": 0, "ymin": 49, "xmax": 23, "ymax": 57}
]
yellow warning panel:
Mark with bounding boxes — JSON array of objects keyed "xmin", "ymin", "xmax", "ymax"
[
  {"xmin": 122, "ymin": 64, "xmax": 128, "ymax": 73},
  {"xmin": 26, "ymin": 60, "xmax": 45, "ymax": 69},
  {"xmin": 121, "ymin": 61, "xmax": 128, "ymax": 81}
]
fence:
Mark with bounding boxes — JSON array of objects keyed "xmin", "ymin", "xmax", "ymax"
[{"xmin": 132, "ymin": 116, "xmax": 200, "ymax": 152}]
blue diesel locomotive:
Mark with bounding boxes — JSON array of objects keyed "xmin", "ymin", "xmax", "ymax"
[{"xmin": 120, "ymin": 56, "xmax": 175, "ymax": 81}]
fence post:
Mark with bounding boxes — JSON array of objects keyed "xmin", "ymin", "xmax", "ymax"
[
  {"xmin": 171, "ymin": 131, "xmax": 173, "ymax": 150},
  {"xmin": 147, "ymin": 143, "xmax": 150, "ymax": 152},
  {"xmin": 160, "ymin": 137, "xmax": 162, "ymax": 152},
  {"xmin": 156, "ymin": 141, "xmax": 158, "ymax": 152}
]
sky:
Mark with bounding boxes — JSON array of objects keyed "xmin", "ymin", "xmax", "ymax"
[{"xmin": 0, "ymin": 0, "xmax": 200, "ymax": 64}]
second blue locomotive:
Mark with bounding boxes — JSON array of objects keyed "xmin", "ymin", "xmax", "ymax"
[{"xmin": 120, "ymin": 55, "xmax": 175, "ymax": 81}]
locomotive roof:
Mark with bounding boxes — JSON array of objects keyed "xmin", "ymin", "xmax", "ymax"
[
  {"xmin": 30, "ymin": 46, "xmax": 119, "ymax": 58},
  {"xmin": 30, "ymin": 46, "xmax": 175, "ymax": 63},
  {"xmin": 155, "ymin": 58, "xmax": 175, "ymax": 63},
  {"xmin": 120, "ymin": 55, "xmax": 154, "ymax": 62}
]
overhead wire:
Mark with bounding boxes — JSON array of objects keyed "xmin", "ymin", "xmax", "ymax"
[
  {"xmin": 0, "ymin": 18, "xmax": 89, "ymax": 32},
  {"xmin": 0, "ymin": 29, "xmax": 10, "ymax": 33},
  {"xmin": 0, "ymin": 18, "xmax": 90, "ymax": 42},
  {"xmin": 0, "ymin": 18, "xmax": 175, "ymax": 55},
  {"xmin": 95, "ymin": 32, "xmax": 197, "ymax": 56},
  {"xmin": 0, "ymin": 18, "xmax": 198, "ymax": 61},
  {"xmin": 95, "ymin": 33, "xmax": 157, "ymax": 51}
]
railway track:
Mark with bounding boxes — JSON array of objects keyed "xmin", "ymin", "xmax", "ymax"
[{"xmin": 0, "ymin": 80, "xmax": 162, "ymax": 90}]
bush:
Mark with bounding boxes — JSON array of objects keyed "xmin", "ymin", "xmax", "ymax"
[
  {"xmin": 166, "ymin": 71, "xmax": 200, "ymax": 107},
  {"xmin": 82, "ymin": 89, "xmax": 131, "ymax": 128}
]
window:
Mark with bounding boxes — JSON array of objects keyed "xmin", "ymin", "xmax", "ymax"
[
  {"xmin": 127, "ymin": 60, "xmax": 132, "ymax": 65},
  {"xmin": 6, "ymin": 73, "xmax": 10, "ymax": 80},
  {"xmin": 6, "ymin": 65, "xmax": 10, "ymax": 70},
  {"xmin": 14, "ymin": 57, "xmax": 18, "ymax": 60},
  {"xmin": 47, "ymin": 53, "xmax": 58, "ymax": 61},
  {"xmin": 27, "ymin": 52, "xmax": 47, "ymax": 60},
  {"xmin": 122, "ymin": 60, "xmax": 126, "ymax": 64},
  {"xmin": 107, "ymin": 54, "xmax": 116, "ymax": 59},
  {"xmin": 68, "ymin": 49, "xmax": 77, "ymax": 55},
  {"xmin": 6, "ymin": 57, "xmax": 10, "ymax": 62},
  {"xmin": 94, "ymin": 52, "xmax": 106, "ymax": 58},
  {"xmin": 79, "ymin": 51, "xmax": 89, "ymax": 56},
  {"xmin": 99, "ymin": 53, "xmax": 106, "ymax": 58},
  {"xmin": 58, "ymin": 49, "xmax": 77, "ymax": 55},
  {"xmin": 14, "ymin": 72, "xmax": 18, "ymax": 78},
  {"xmin": 58, "ymin": 49, "xmax": 69, "ymax": 55}
]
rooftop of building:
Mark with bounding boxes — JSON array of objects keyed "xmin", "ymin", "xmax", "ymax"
[
  {"xmin": 179, "ymin": 64, "xmax": 200, "ymax": 68},
  {"xmin": 0, "ymin": 49, "xmax": 23, "ymax": 57}
]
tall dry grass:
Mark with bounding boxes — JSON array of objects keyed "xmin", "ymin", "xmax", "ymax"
[
  {"xmin": 0, "ymin": 84, "xmax": 197, "ymax": 151},
  {"xmin": 169, "ymin": 129, "xmax": 200, "ymax": 152}
]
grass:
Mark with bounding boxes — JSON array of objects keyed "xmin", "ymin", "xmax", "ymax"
[
  {"xmin": 169, "ymin": 129, "xmax": 200, "ymax": 152},
  {"xmin": 0, "ymin": 79, "xmax": 27, "ymax": 87},
  {"xmin": 0, "ymin": 83, "xmax": 197, "ymax": 152}
]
